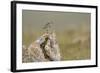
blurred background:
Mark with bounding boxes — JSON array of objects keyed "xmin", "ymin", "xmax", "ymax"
[{"xmin": 22, "ymin": 10, "xmax": 91, "ymax": 61}]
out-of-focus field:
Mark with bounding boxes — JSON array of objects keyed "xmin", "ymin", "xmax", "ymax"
[
  {"xmin": 57, "ymin": 30, "xmax": 90, "ymax": 60},
  {"xmin": 22, "ymin": 27, "xmax": 91, "ymax": 61}
]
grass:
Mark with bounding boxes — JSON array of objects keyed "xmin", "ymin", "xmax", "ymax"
[
  {"xmin": 22, "ymin": 28, "xmax": 91, "ymax": 61},
  {"xmin": 57, "ymin": 30, "xmax": 90, "ymax": 60}
]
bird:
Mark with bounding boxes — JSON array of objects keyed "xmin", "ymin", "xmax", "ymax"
[{"xmin": 43, "ymin": 22, "xmax": 53, "ymax": 33}]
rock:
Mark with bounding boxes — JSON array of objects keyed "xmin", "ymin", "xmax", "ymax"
[{"xmin": 23, "ymin": 32, "xmax": 61, "ymax": 62}]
